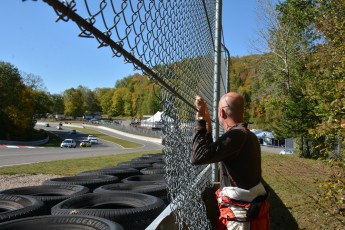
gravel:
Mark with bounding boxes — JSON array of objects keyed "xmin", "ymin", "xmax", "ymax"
[{"xmin": 0, "ymin": 174, "xmax": 62, "ymax": 191}]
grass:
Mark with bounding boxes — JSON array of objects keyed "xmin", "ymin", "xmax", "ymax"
[
  {"xmin": 66, "ymin": 126, "xmax": 143, "ymax": 148},
  {"xmin": 41, "ymin": 131, "xmax": 63, "ymax": 147},
  {"xmin": 0, "ymin": 150, "xmax": 162, "ymax": 175},
  {"xmin": 262, "ymin": 152, "xmax": 345, "ymax": 229}
]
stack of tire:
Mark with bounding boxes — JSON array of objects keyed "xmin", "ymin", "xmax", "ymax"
[{"xmin": 0, "ymin": 152, "xmax": 167, "ymax": 229}]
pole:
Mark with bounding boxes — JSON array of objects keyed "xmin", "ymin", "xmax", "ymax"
[
  {"xmin": 212, "ymin": 0, "xmax": 222, "ymax": 183},
  {"xmin": 222, "ymin": 44, "xmax": 231, "ymax": 92}
]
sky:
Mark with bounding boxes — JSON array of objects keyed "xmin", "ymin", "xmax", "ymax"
[{"xmin": 0, "ymin": 1, "xmax": 263, "ymax": 94}]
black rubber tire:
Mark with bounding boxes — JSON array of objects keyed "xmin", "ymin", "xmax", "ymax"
[
  {"xmin": 141, "ymin": 153, "xmax": 164, "ymax": 160},
  {"xmin": 0, "ymin": 195, "xmax": 47, "ymax": 223},
  {"xmin": 131, "ymin": 157, "xmax": 162, "ymax": 164},
  {"xmin": 43, "ymin": 175, "xmax": 119, "ymax": 191},
  {"xmin": 0, "ymin": 185, "xmax": 89, "ymax": 211},
  {"xmin": 152, "ymin": 162, "xmax": 165, "ymax": 168},
  {"xmin": 93, "ymin": 182, "xmax": 168, "ymax": 203},
  {"xmin": 51, "ymin": 192, "xmax": 166, "ymax": 229},
  {"xmin": 77, "ymin": 168, "xmax": 140, "ymax": 180},
  {"xmin": 0, "ymin": 215, "xmax": 124, "ymax": 230},
  {"xmin": 116, "ymin": 162, "xmax": 152, "ymax": 170},
  {"xmin": 122, "ymin": 174, "xmax": 165, "ymax": 184},
  {"xmin": 140, "ymin": 167, "xmax": 165, "ymax": 175}
]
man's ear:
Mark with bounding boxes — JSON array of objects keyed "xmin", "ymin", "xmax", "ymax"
[{"xmin": 220, "ymin": 108, "xmax": 227, "ymax": 119}]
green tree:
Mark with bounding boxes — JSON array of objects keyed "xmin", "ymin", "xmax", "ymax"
[
  {"xmin": 308, "ymin": 0, "xmax": 345, "ymax": 150},
  {"xmin": 63, "ymin": 88, "xmax": 84, "ymax": 118},
  {"xmin": 253, "ymin": 0, "xmax": 320, "ymax": 153},
  {"xmin": 110, "ymin": 88, "xmax": 127, "ymax": 116},
  {"xmin": 95, "ymin": 88, "xmax": 114, "ymax": 117},
  {"xmin": 76, "ymin": 86, "xmax": 101, "ymax": 114},
  {"xmin": 50, "ymin": 94, "xmax": 64, "ymax": 115},
  {"xmin": 0, "ymin": 62, "xmax": 35, "ymax": 140},
  {"xmin": 22, "ymin": 73, "xmax": 46, "ymax": 91},
  {"xmin": 31, "ymin": 90, "xmax": 53, "ymax": 118},
  {"xmin": 111, "ymin": 73, "xmax": 162, "ymax": 118}
]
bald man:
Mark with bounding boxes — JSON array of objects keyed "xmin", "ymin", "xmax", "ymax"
[{"xmin": 191, "ymin": 92, "xmax": 270, "ymax": 230}]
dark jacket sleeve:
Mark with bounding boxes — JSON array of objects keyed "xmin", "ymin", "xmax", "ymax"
[{"xmin": 191, "ymin": 121, "xmax": 246, "ymax": 165}]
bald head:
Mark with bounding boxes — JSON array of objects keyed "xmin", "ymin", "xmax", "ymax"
[{"xmin": 219, "ymin": 92, "xmax": 245, "ymax": 122}]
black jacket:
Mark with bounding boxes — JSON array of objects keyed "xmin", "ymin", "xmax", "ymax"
[{"xmin": 191, "ymin": 121, "xmax": 262, "ymax": 190}]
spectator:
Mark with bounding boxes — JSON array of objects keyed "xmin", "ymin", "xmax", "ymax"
[{"xmin": 191, "ymin": 92, "xmax": 270, "ymax": 230}]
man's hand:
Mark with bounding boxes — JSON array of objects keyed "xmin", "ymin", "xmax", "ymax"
[
  {"xmin": 194, "ymin": 96, "xmax": 206, "ymax": 117},
  {"xmin": 194, "ymin": 96, "xmax": 212, "ymax": 133}
]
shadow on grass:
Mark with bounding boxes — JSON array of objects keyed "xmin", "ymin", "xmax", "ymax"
[
  {"xmin": 41, "ymin": 131, "xmax": 62, "ymax": 147},
  {"xmin": 262, "ymin": 180, "xmax": 299, "ymax": 230}
]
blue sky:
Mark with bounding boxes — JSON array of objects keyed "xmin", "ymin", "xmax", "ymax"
[{"xmin": 0, "ymin": 1, "xmax": 263, "ymax": 94}]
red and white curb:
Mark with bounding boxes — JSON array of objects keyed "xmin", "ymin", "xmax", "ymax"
[{"xmin": 0, "ymin": 145, "xmax": 44, "ymax": 149}]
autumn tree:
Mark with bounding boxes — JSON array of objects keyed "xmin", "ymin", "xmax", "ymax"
[
  {"xmin": 252, "ymin": 0, "xmax": 321, "ymax": 156},
  {"xmin": 30, "ymin": 91, "xmax": 53, "ymax": 118},
  {"xmin": 77, "ymin": 86, "xmax": 101, "ymax": 114},
  {"xmin": 0, "ymin": 62, "xmax": 35, "ymax": 140},
  {"xmin": 22, "ymin": 73, "xmax": 47, "ymax": 91},
  {"xmin": 110, "ymin": 73, "xmax": 162, "ymax": 118},
  {"xmin": 109, "ymin": 87, "xmax": 132, "ymax": 116},
  {"xmin": 307, "ymin": 0, "xmax": 345, "ymax": 152},
  {"xmin": 50, "ymin": 94, "xmax": 64, "ymax": 115},
  {"xmin": 63, "ymin": 88, "xmax": 84, "ymax": 118},
  {"xmin": 94, "ymin": 88, "xmax": 114, "ymax": 117}
]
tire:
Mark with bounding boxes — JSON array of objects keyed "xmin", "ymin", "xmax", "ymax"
[
  {"xmin": 141, "ymin": 153, "xmax": 164, "ymax": 160},
  {"xmin": 93, "ymin": 182, "xmax": 168, "ymax": 204},
  {"xmin": 43, "ymin": 175, "xmax": 119, "ymax": 191},
  {"xmin": 116, "ymin": 162, "xmax": 152, "ymax": 170},
  {"xmin": 77, "ymin": 168, "xmax": 140, "ymax": 180},
  {"xmin": 51, "ymin": 192, "xmax": 166, "ymax": 229},
  {"xmin": 0, "ymin": 185, "xmax": 89, "ymax": 211},
  {"xmin": 140, "ymin": 167, "xmax": 165, "ymax": 175},
  {"xmin": 122, "ymin": 174, "xmax": 165, "ymax": 184},
  {"xmin": 0, "ymin": 195, "xmax": 47, "ymax": 223},
  {"xmin": 131, "ymin": 157, "xmax": 162, "ymax": 164},
  {"xmin": 0, "ymin": 215, "xmax": 124, "ymax": 230},
  {"xmin": 152, "ymin": 162, "xmax": 165, "ymax": 168}
]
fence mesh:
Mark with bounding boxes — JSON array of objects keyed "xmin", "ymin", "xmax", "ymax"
[{"xmin": 40, "ymin": 0, "xmax": 229, "ymax": 229}]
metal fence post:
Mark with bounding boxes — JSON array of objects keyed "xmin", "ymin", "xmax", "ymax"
[
  {"xmin": 212, "ymin": 0, "xmax": 222, "ymax": 183},
  {"xmin": 222, "ymin": 44, "xmax": 231, "ymax": 92}
]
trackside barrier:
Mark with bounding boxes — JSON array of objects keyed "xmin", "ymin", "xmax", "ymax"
[
  {"xmin": 0, "ymin": 136, "xmax": 49, "ymax": 146},
  {"xmin": 147, "ymin": 164, "xmax": 213, "ymax": 229},
  {"xmin": 63, "ymin": 123, "xmax": 162, "ymax": 145}
]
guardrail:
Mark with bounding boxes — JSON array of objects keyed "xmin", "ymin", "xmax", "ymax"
[
  {"xmin": 96, "ymin": 122, "xmax": 163, "ymax": 138},
  {"xmin": 0, "ymin": 136, "xmax": 49, "ymax": 146}
]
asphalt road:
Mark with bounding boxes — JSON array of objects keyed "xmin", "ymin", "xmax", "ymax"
[
  {"xmin": 0, "ymin": 123, "xmax": 283, "ymax": 167},
  {"xmin": 0, "ymin": 123, "xmax": 163, "ymax": 167}
]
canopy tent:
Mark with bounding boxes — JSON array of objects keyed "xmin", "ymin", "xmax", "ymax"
[
  {"xmin": 255, "ymin": 131, "xmax": 274, "ymax": 139},
  {"xmin": 146, "ymin": 111, "xmax": 163, "ymax": 122}
]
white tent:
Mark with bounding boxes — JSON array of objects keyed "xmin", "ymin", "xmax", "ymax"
[{"xmin": 146, "ymin": 111, "xmax": 163, "ymax": 122}]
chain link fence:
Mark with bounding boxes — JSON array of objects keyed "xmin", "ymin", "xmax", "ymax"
[{"xmin": 41, "ymin": 0, "xmax": 229, "ymax": 228}]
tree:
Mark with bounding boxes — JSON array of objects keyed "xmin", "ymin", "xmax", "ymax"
[
  {"xmin": 76, "ymin": 86, "xmax": 101, "ymax": 115},
  {"xmin": 63, "ymin": 88, "xmax": 84, "ymax": 118},
  {"xmin": 31, "ymin": 90, "xmax": 53, "ymax": 118},
  {"xmin": 111, "ymin": 73, "xmax": 162, "ymax": 118},
  {"xmin": 110, "ymin": 88, "xmax": 128, "ymax": 116},
  {"xmin": 22, "ymin": 73, "xmax": 47, "ymax": 91},
  {"xmin": 252, "ymin": 0, "xmax": 320, "ymax": 156},
  {"xmin": 307, "ymin": 0, "xmax": 345, "ymax": 151},
  {"xmin": 109, "ymin": 87, "xmax": 133, "ymax": 117},
  {"xmin": 95, "ymin": 88, "xmax": 114, "ymax": 117},
  {"xmin": 50, "ymin": 94, "xmax": 64, "ymax": 115},
  {"xmin": 0, "ymin": 62, "xmax": 35, "ymax": 140}
]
